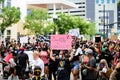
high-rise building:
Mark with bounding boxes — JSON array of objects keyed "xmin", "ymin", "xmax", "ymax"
[
  {"xmin": 95, "ymin": 0, "xmax": 117, "ymax": 35},
  {"xmin": 0, "ymin": 0, "xmax": 77, "ymax": 40},
  {"xmin": 48, "ymin": 0, "xmax": 86, "ymax": 19},
  {"xmin": 49, "ymin": 0, "xmax": 117, "ymax": 36},
  {"xmin": 117, "ymin": 1, "xmax": 120, "ymax": 30}
]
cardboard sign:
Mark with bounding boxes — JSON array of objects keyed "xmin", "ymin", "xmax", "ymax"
[
  {"xmin": 20, "ymin": 36, "xmax": 28, "ymax": 45},
  {"xmin": 50, "ymin": 34, "xmax": 72, "ymax": 50},
  {"xmin": 69, "ymin": 28, "xmax": 80, "ymax": 37},
  {"xmin": 4, "ymin": 53, "xmax": 13, "ymax": 63}
]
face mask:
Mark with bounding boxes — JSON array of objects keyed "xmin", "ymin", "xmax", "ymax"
[
  {"xmin": 100, "ymin": 63, "xmax": 105, "ymax": 68},
  {"xmin": 59, "ymin": 54, "xmax": 62, "ymax": 59}
]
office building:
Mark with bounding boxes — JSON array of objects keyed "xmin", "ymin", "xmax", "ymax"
[
  {"xmin": 0, "ymin": 0, "xmax": 77, "ymax": 41},
  {"xmin": 95, "ymin": 0, "xmax": 117, "ymax": 35}
]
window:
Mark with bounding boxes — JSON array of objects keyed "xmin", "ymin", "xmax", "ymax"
[
  {"xmin": 2, "ymin": 1, "xmax": 4, "ymax": 8},
  {"xmin": 7, "ymin": 0, "xmax": 11, "ymax": 7},
  {"xmin": 96, "ymin": 0, "xmax": 99, "ymax": 4},
  {"xmin": 107, "ymin": 0, "xmax": 110, "ymax": 3},
  {"xmin": 80, "ymin": 14, "xmax": 85, "ymax": 16},
  {"xmin": 7, "ymin": 30, "xmax": 11, "ymax": 41},
  {"xmin": 112, "ymin": 0, "xmax": 115, "ymax": 3},
  {"xmin": 27, "ymin": 9, "xmax": 32, "ymax": 14},
  {"xmin": 101, "ymin": 0, "xmax": 104, "ymax": 4},
  {"xmin": 79, "ymin": 6, "xmax": 85, "ymax": 8},
  {"xmin": 6, "ymin": 36, "xmax": 10, "ymax": 41},
  {"xmin": 7, "ymin": 30, "xmax": 11, "ymax": 35}
]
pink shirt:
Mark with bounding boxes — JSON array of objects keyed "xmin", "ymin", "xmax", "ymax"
[{"xmin": 40, "ymin": 51, "xmax": 49, "ymax": 64}]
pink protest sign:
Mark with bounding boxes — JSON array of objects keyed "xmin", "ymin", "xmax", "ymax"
[
  {"xmin": 50, "ymin": 34, "xmax": 72, "ymax": 50},
  {"xmin": 4, "ymin": 53, "xmax": 13, "ymax": 63}
]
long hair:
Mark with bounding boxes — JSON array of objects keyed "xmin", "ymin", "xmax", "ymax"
[{"xmin": 97, "ymin": 59, "xmax": 110, "ymax": 70}]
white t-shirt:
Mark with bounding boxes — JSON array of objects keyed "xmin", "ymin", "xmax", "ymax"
[
  {"xmin": 75, "ymin": 47, "xmax": 83, "ymax": 56},
  {"xmin": 32, "ymin": 58, "xmax": 44, "ymax": 76},
  {"xmin": 102, "ymin": 67, "xmax": 107, "ymax": 73}
]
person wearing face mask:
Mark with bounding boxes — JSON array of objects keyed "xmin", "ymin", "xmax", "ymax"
[
  {"xmin": 50, "ymin": 49, "xmax": 73, "ymax": 80},
  {"xmin": 97, "ymin": 59, "xmax": 112, "ymax": 80}
]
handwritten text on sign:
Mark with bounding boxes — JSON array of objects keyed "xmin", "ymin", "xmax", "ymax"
[{"xmin": 50, "ymin": 34, "xmax": 72, "ymax": 50}]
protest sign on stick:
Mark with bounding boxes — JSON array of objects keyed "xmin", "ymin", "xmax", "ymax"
[{"xmin": 69, "ymin": 28, "xmax": 80, "ymax": 37}]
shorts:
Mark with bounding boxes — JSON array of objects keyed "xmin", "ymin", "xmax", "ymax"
[{"xmin": 72, "ymin": 61, "xmax": 79, "ymax": 70}]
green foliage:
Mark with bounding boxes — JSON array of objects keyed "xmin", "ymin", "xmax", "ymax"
[
  {"xmin": 42, "ymin": 22, "xmax": 56, "ymax": 34},
  {"xmin": 0, "ymin": 0, "xmax": 4, "ymax": 3},
  {"xmin": 54, "ymin": 13, "xmax": 96, "ymax": 36},
  {"xmin": 24, "ymin": 9, "xmax": 48, "ymax": 35},
  {"xmin": 54, "ymin": 14, "xmax": 75, "ymax": 34},
  {"xmin": 118, "ymin": 0, "xmax": 120, "ymax": 6},
  {"xmin": 0, "ymin": 6, "xmax": 20, "ymax": 33}
]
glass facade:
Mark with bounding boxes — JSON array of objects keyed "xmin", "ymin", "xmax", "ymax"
[
  {"xmin": 107, "ymin": 0, "xmax": 110, "ymax": 3},
  {"xmin": 96, "ymin": 0, "xmax": 99, "ymax": 4},
  {"xmin": 112, "ymin": 0, "xmax": 115, "ymax": 3},
  {"xmin": 101, "ymin": 0, "xmax": 104, "ymax": 4}
]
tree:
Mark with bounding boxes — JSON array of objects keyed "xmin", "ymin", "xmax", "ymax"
[
  {"xmin": 54, "ymin": 13, "xmax": 75, "ymax": 34},
  {"xmin": 0, "ymin": 6, "xmax": 20, "ymax": 34},
  {"xmin": 0, "ymin": 0, "xmax": 4, "ymax": 3},
  {"xmin": 54, "ymin": 13, "xmax": 96, "ymax": 36},
  {"xmin": 74, "ymin": 17, "xmax": 96, "ymax": 36},
  {"xmin": 118, "ymin": 0, "xmax": 120, "ymax": 6},
  {"xmin": 24, "ymin": 9, "xmax": 48, "ymax": 35}
]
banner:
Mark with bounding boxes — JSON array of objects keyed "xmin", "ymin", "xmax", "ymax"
[
  {"xmin": 69, "ymin": 28, "xmax": 80, "ymax": 37},
  {"xmin": 50, "ymin": 34, "xmax": 72, "ymax": 50}
]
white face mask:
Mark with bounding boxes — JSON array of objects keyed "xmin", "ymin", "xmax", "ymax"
[{"xmin": 59, "ymin": 54, "xmax": 62, "ymax": 59}]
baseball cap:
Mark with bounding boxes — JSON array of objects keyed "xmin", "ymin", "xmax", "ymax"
[{"xmin": 85, "ymin": 49, "xmax": 93, "ymax": 55}]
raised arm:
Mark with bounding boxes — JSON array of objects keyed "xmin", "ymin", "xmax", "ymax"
[
  {"xmin": 69, "ymin": 49, "xmax": 74, "ymax": 61},
  {"xmin": 50, "ymin": 49, "xmax": 56, "ymax": 61}
]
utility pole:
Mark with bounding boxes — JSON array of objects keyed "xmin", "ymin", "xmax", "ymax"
[
  {"xmin": 106, "ymin": 12, "xmax": 109, "ymax": 38},
  {"xmin": 103, "ymin": 4, "xmax": 106, "ymax": 37}
]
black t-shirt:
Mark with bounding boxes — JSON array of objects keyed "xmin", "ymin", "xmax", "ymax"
[
  {"xmin": 56, "ymin": 58, "xmax": 70, "ymax": 70},
  {"xmin": 56, "ymin": 58, "xmax": 70, "ymax": 80},
  {"xmin": 18, "ymin": 53, "xmax": 29, "ymax": 68}
]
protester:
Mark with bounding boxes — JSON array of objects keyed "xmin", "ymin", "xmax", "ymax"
[
  {"xmin": 71, "ymin": 43, "xmax": 83, "ymax": 80},
  {"xmin": 50, "ymin": 49, "xmax": 73, "ymax": 80},
  {"xmin": 40, "ymin": 43, "xmax": 49, "ymax": 78},
  {"xmin": 81, "ymin": 48, "xmax": 97, "ymax": 80},
  {"xmin": 32, "ymin": 50, "xmax": 44, "ymax": 77},
  {"xmin": 17, "ymin": 47, "xmax": 29, "ymax": 80},
  {"xmin": 109, "ymin": 62, "xmax": 120, "ymax": 80},
  {"xmin": 1, "ymin": 35, "xmax": 120, "ymax": 80},
  {"xmin": 8, "ymin": 67, "xmax": 19, "ymax": 80},
  {"xmin": 31, "ymin": 66, "xmax": 45, "ymax": 80},
  {"xmin": 48, "ymin": 50, "xmax": 58, "ymax": 80},
  {"xmin": 97, "ymin": 59, "xmax": 112, "ymax": 80}
]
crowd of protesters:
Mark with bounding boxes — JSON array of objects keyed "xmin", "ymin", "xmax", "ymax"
[{"xmin": 0, "ymin": 36, "xmax": 120, "ymax": 80}]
